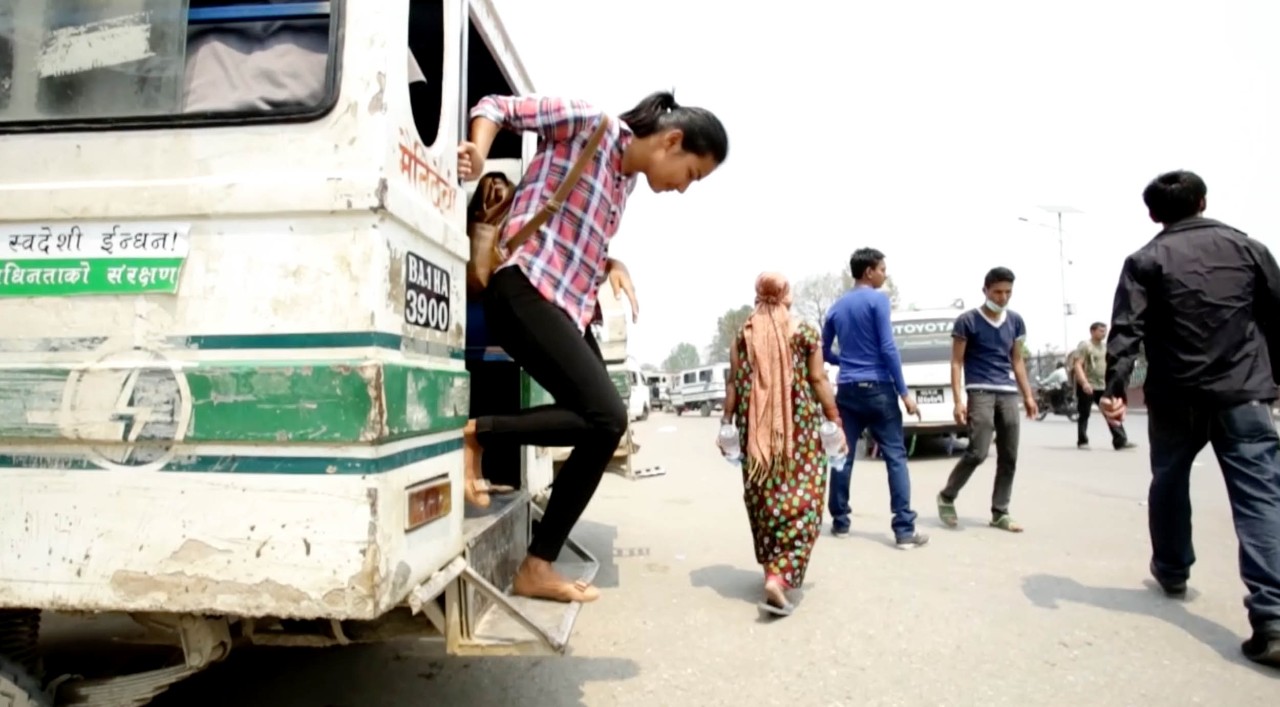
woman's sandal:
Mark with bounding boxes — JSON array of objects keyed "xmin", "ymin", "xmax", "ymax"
[{"xmin": 758, "ymin": 575, "xmax": 795, "ymax": 617}]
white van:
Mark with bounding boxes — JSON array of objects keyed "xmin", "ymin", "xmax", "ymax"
[
  {"xmin": 610, "ymin": 358, "xmax": 650, "ymax": 422},
  {"xmin": 644, "ymin": 371, "xmax": 673, "ymax": 411},
  {"xmin": 671, "ymin": 363, "xmax": 730, "ymax": 416},
  {"xmin": 891, "ymin": 305, "xmax": 967, "ymax": 448}
]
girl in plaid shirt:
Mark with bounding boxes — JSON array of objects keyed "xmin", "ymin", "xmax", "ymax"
[{"xmin": 458, "ymin": 91, "xmax": 728, "ymax": 604}]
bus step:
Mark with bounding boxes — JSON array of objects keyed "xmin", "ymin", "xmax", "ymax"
[
  {"xmin": 456, "ymin": 550, "xmax": 596, "ymax": 656},
  {"xmin": 455, "ymin": 499, "xmax": 598, "ymax": 656}
]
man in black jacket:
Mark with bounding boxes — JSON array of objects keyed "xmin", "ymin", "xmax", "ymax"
[{"xmin": 1102, "ymin": 170, "xmax": 1280, "ymax": 669}]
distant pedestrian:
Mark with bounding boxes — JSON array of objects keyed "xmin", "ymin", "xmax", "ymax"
[
  {"xmin": 720, "ymin": 272, "xmax": 845, "ymax": 616},
  {"xmin": 822, "ymin": 248, "xmax": 929, "ymax": 549},
  {"xmin": 1101, "ymin": 169, "xmax": 1280, "ymax": 668},
  {"xmin": 1072, "ymin": 322, "xmax": 1136, "ymax": 450},
  {"xmin": 937, "ymin": 267, "xmax": 1039, "ymax": 533}
]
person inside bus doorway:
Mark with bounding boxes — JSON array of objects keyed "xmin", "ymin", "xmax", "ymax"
[
  {"xmin": 937, "ymin": 267, "xmax": 1039, "ymax": 533},
  {"xmin": 1072, "ymin": 322, "xmax": 1136, "ymax": 451},
  {"xmin": 822, "ymin": 248, "xmax": 930, "ymax": 549},
  {"xmin": 456, "ymin": 91, "xmax": 729, "ymax": 604}
]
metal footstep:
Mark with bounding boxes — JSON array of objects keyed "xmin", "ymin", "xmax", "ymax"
[
  {"xmin": 631, "ymin": 465, "xmax": 666, "ymax": 479},
  {"xmin": 451, "ymin": 494, "xmax": 600, "ymax": 656}
]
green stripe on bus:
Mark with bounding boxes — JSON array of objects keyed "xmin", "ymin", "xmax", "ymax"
[
  {"xmin": 521, "ymin": 372, "xmax": 556, "ymax": 409},
  {"xmin": 0, "ymin": 361, "xmax": 468, "ymax": 444},
  {"xmin": 0, "ymin": 438, "xmax": 462, "ymax": 475},
  {"xmin": 0, "ymin": 331, "xmax": 464, "ymax": 358}
]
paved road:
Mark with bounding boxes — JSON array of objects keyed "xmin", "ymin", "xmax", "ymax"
[{"xmin": 153, "ymin": 412, "xmax": 1277, "ymax": 706}]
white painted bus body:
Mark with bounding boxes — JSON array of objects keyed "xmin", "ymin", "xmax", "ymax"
[{"xmin": 0, "ymin": 1, "xmax": 591, "ymax": 702}]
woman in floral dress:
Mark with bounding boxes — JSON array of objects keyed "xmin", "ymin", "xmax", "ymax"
[{"xmin": 719, "ymin": 272, "xmax": 845, "ymax": 614}]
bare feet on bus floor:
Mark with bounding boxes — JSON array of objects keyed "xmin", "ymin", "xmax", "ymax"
[
  {"xmin": 463, "ymin": 420, "xmax": 490, "ymax": 508},
  {"xmin": 512, "ymin": 556, "xmax": 600, "ymax": 603}
]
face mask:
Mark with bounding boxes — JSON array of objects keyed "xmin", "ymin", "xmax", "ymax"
[{"xmin": 984, "ymin": 298, "xmax": 1005, "ymax": 313}]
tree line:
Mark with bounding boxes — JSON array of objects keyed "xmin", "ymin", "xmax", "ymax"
[{"xmin": 656, "ymin": 270, "xmax": 900, "ymax": 372}]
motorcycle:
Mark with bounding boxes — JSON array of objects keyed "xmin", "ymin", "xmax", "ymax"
[{"xmin": 1034, "ymin": 384, "xmax": 1078, "ymax": 422}]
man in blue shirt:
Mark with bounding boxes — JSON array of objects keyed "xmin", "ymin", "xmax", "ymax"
[
  {"xmin": 937, "ymin": 267, "xmax": 1039, "ymax": 533},
  {"xmin": 823, "ymin": 248, "xmax": 929, "ymax": 549}
]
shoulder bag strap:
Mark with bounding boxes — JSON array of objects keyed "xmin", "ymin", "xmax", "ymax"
[{"xmin": 504, "ymin": 117, "xmax": 611, "ymax": 253}]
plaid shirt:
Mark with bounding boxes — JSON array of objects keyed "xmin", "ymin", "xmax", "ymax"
[{"xmin": 471, "ymin": 95, "xmax": 638, "ymax": 333}]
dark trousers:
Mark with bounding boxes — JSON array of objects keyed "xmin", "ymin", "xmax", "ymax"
[
  {"xmin": 476, "ymin": 267, "xmax": 627, "ymax": 562},
  {"xmin": 1077, "ymin": 385, "xmax": 1129, "ymax": 448},
  {"xmin": 828, "ymin": 381, "xmax": 917, "ymax": 538},
  {"xmin": 941, "ymin": 390, "xmax": 1020, "ymax": 515},
  {"xmin": 1148, "ymin": 399, "xmax": 1280, "ymax": 634}
]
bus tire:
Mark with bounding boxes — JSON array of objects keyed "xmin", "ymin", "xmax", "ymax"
[{"xmin": 639, "ymin": 404, "xmax": 649, "ymax": 422}]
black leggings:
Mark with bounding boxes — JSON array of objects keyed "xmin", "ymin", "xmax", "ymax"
[{"xmin": 477, "ymin": 267, "xmax": 627, "ymax": 562}]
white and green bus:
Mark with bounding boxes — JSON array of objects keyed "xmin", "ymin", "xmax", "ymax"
[{"xmin": 0, "ymin": 2, "xmax": 597, "ymax": 704}]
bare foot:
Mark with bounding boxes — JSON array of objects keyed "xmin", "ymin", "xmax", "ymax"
[
  {"xmin": 512, "ymin": 556, "xmax": 600, "ymax": 603},
  {"xmin": 763, "ymin": 576, "xmax": 788, "ymax": 609},
  {"xmin": 463, "ymin": 420, "xmax": 490, "ymax": 509}
]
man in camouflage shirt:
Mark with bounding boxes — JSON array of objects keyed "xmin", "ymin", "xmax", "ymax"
[{"xmin": 1073, "ymin": 322, "xmax": 1136, "ymax": 450}]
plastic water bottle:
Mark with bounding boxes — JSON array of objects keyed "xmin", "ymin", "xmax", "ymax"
[
  {"xmin": 718, "ymin": 423, "xmax": 741, "ymax": 464},
  {"xmin": 819, "ymin": 420, "xmax": 847, "ymax": 469}
]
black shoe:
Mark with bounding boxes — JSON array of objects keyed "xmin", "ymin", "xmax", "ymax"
[
  {"xmin": 1116, "ymin": 441, "xmax": 1138, "ymax": 451},
  {"xmin": 1242, "ymin": 631, "xmax": 1280, "ymax": 668},
  {"xmin": 1077, "ymin": 442, "xmax": 1090, "ymax": 450},
  {"xmin": 1149, "ymin": 561, "xmax": 1187, "ymax": 598},
  {"xmin": 895, "ymin": 533, "xmax": 930, "ymax": 550},
  {"xmin": 832, "ymin": 526, "xmax": 850, "ymax": 538}
]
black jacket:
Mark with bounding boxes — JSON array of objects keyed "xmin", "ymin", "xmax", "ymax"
[{"xmin": 1105, "ymin": 216, "xmax": 1280, "ymax": 407}]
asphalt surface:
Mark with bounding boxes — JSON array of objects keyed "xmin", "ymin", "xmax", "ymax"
[{"xmin": 147, "ymin": 410, "xmax": 1276, "ymax": 706}]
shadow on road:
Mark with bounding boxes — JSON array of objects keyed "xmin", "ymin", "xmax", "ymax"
[
  {"xmin": 572, "ymin": 519, "xmax": 622, "ymax": 589},
  {"xmin": 1021, "ymin": 573, "xmax": 1279, "ymax": 677},
  {"xmin": 154, "ymin": 643, "xmax": 640, "ymax": 706},
  {"xmin": 690, "ymin": 564, "xmax": 762, "ymax": 604}
]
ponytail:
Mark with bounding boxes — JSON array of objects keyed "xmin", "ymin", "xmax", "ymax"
[
  {"xmin": 619, "ymin": 89, "xmax": 729, "ymax": 165},
  {"xmin": 619, "ymin": 90, "xmax": 679, "ymax": 138}
]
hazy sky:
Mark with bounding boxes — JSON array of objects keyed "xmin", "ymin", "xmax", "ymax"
[{"xmin": 494, "ymin": 0, "xmax": 1280, "ymax": 366}]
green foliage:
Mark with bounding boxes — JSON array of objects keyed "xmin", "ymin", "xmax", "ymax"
[
  {"xmin": 661, "ymin": 342, "xmax": 701, "ymax": 372},
  {"xmin": 706, "ymin": 305, "xmax": 753, "ymax": 364}
]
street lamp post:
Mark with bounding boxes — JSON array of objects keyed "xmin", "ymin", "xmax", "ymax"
[{"xmin": 1019, "ymin": 205, "xmax": 1082, "ymax": 354}]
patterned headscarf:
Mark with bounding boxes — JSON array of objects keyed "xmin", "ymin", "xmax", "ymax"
[{"xmin": 743, "ymin": 272, "xmax": 795, "ymax": 482}]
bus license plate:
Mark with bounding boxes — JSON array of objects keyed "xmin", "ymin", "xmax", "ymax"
[{"xmin": 915, "ymin": 388, "xmax": 945, "ymax": 405}]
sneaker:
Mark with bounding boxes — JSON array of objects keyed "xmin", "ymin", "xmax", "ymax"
[
  {"xmin": 1116, "ymin": 442, "xmax": 1138, "ymax": 451},
  {"xmin": 895, "ymin": 533, "xmax": 930, "ymax": 550},
  {"xmin": 1077, "ymin": 442, "xmax": 1090, "ymax": 450},
  {"xmin": 1242, "ymin": 631, "xmax": 1280, "ymax": 668},
  {"xmin": 1149, "ymin": 561, "xmax": 1187, "ymax": 598},
  {"xmin": 832, "ymin": 526, "xmax": 850, "ymax": 538}
]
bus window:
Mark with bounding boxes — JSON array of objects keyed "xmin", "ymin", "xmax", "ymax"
[
  {"xmin": 407, "ymin": 0, "xmax": 443, "ymax": 146},
  {"xmin": 0, "ymin": 0, "xmax": 343, "ymax": 130}
]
